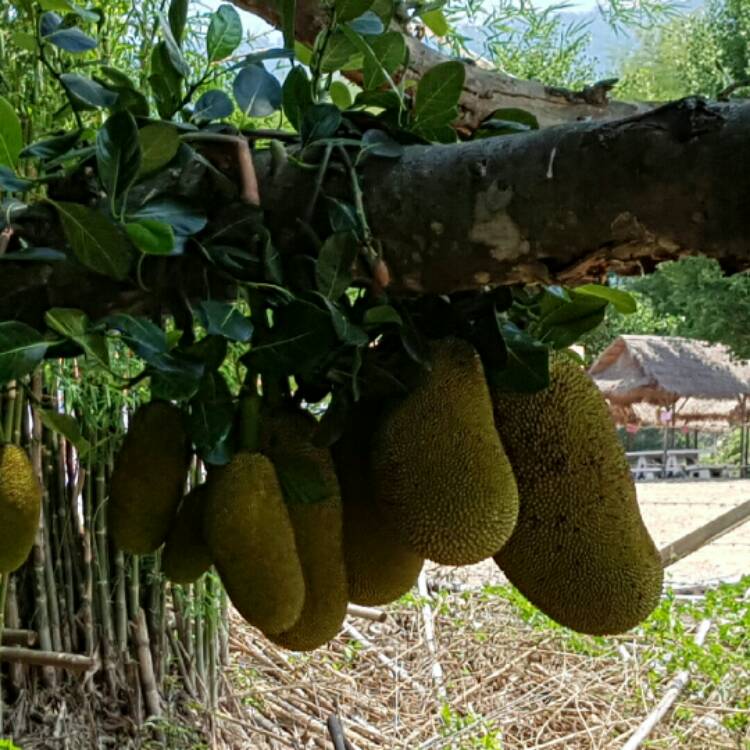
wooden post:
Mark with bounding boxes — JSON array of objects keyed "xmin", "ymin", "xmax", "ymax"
[{"xmin": 660, "ymin": 499, "xmax": 750, "ymax": 568}]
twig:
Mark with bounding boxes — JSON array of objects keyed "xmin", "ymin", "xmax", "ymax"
[
  {"xmin": 342, "ymin": 621, "xmax": 427, "ymax": 696},
  {"xmin": 417, "ymin": 571, "xmax": 447, "ymax": 703},
  {"xmin": 346, "ymin": 603, "xmax": 387, "ymax": 623},
  {"xmin": 622, "ymin": 619, "xmax": 713, "ymax": 750},
  {"xmin": 0, "ymin": 628, "xmax": 38, "ymax": 647}
]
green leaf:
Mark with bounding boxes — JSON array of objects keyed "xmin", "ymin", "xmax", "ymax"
[
  {"xmin": 316, "ymin": 232, "xmax": 359, "ymax": 299},
  {"xmin": 125, "ymin": 219, "xmax": 175, "ymax": 255},
  {"xmin": 329, "ymin": 81, "xmax": 353, "ymax": 110},
  {"xmin": 282, "ymin": 65, "xmax": 314, "ymax": 131},
  {"xmin": 243, "ymin": 301, "xmax": 336, "ymax": 378},
  {"xmin": 38, "ymin": 410, "xmax": 90, "ymax": 457},
  {"xmin": 138, "ymin": 122, "xmax": 180, "ymax": 176},
  {"xmin": 105, "ymin": 314, "xmax": 168, "ymax": 360},
  {"xmin": 233, "ymin": 65, "xmax": 282, "ymax": 117},
  {"xmin": 44, "ymin": 307, "xmax": 110, "ymax": 367},
  {"xmin": 168, "ymin": 0, "xmax": 189, "ymax": 45},
  {"xmin": 535, "ymin": 290, "xmax": 608, "ymax": 349},
  {"xmin": 363, "ymin": 305, "xmax": 403, "ymax": 327},
  {"xmin": 193, "ymin": 90, "xmax": 234, "ymax": 122},
  {"xmin": 149, "ymin": 354, "xmax": 205, "ymax": 401},
  {"xmin": 301, "ymin": 103, "xmax": 341, "ymax": 144},
  {"xmin": 44, "ymin": 26, "xmax": 97, "ymax": 53},
  {"xmin": 359, "ymin": 129, "xmax": 404, "ymax": 160},
  {"xmin": 347, "ymin": 11, "xmax": 384, "ymax": 35},
  {"xmin": 575, "ymin": 284, "xmax": 637, "ymax": 314},
  {"xmin": 320, "ymin": 31, "xmax": 361, "ymax": 73},
  {"xmin": 412, "ymin": 60, "xmax": 464, "ymax": 136},
  {"xmin": 420, "ymin": 8, "xmax": 449, "ymax": 36},
  {"xmin": 188, "ymin": 372, "xmax": 235, "ymax": 461},
  {"xmin": 275, "ymin": 454, "xmax": 331, "ymax": 504},
  {"xmin": 195, "ymin": 300, "xmax": 253, "ymax": 342},
  {"xmin": 60, "ymin": 73, "xmax": 118, "ymax": 109},
  {"xmin": 362, "ymin": 32, "xmax": 406, "ymax": 90},
  {"xmin": 96, "ymin": 111, "xmax": 142, "ymax": 205},
  {"xmin": 149, "ymin": 42, "xmax": 183, "ymax": 118},
  {"xmin": 56, "ymin": 202, "xmax": 133, "ymax": 280},
  {"xmin": 340, "ymin": 26, "xmax": 402, "ymax": 104},
  {"xmin": 0, "ymin": 167, "xmax": 33, "ymax": 192},
  {"xmin": 0, "ymin": 322, "xmax": 49, "ymax": 384},
  {"xmin": 335, "ymin": 0, "xmax": 374, "ymax": 22},
  {"xmin": 315, "ymin": 294, "xmax": 369, "ymax": 346},
  {"xmin": 490, "ymin": 323, "xmax": 549, "ymax": 393},
  {"xmin": 159, "ymin": 12, "xmax": 190, "ymax": 78},
  {"xmin": 207, "ymin": 4, "xmax": 243, "ymax": 62},
  {"xmin": 131, "ymin": 199, "xmax": 207, "ymax": 238},
  {"xmin": 20, "ymin": 130, "xmax": 81, "ymax": 160},
  {"xmin": 0, "ymin": 96, "xmax": 23, "ymax": 168}
]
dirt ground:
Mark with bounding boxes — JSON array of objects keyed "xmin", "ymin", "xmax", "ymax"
[{"xmin": 429, "ymin": 479, "xmax": 750, "ymax": 589}]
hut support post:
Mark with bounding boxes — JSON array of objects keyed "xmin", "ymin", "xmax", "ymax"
[{"xmin": 739, "ymin": 397, "xmax": 747, "ymax": 479}]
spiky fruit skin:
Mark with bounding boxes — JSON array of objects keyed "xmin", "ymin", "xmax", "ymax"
[
  {"xmin": 492, "ymin": 356, "xmax": 663, "ymax": 636},
  {"xmin": 261, "ymin": 408, "xmax": 348, "ymax": 651},
  {"xmin": 204, "ymin": 452, "xmax": 304, "ymax": 635},
  {"xmin": 371, "ymin": 338, "xmax": 519, "ymax": 565},
  {"xmin": 162, "ymin": 485, "xmax": 213, "ymax": 585},
  {"xmin": 108, "ymin": 401, "xmax": 190, "ymax": 554},
  {"xmin": 0, "ymin": 444, "xmax": 42, "ymax": 573},
  {"xmin": 333, "ymin": 423, "xmax": 423, "ymax": 606}
]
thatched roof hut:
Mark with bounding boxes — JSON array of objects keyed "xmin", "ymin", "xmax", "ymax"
[
  {"xmin": 607, "ymin": 399, "xmax": 742, "ymax": 431},
  {"xmin": 589, "ymin": 335, "xmax": 750, "ymax": 408}
]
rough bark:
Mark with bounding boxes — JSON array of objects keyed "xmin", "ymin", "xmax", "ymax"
[
  {"xmin": 229, "ymin": 0, "xmax": 647, "ymax": 129},
  {"xmin": 3, "ymin": 98, "xmax": 748, "ymax": 325},
  {"xmin": 261, "ymin": 98, "xmax": 750, "ymax": 294}
]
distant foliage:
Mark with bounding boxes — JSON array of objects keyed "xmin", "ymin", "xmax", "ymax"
[{"xmin": 616, "ymin": 0, "xmax": 750, "ymax": 99}]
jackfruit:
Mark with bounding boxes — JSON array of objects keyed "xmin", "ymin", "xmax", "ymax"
[
  {"xmin": 0, "ymin": 444, "xmax": 42, "ymax": 573},
  {"xmin": 203, "ymin": 451, "xmax": 305, "ymax": 635},
  {"xmin": 162, "ymin": 484, "xmax": 213, "ymax": 584},
  {"xmin": 491, "ymin": 355, "xmax": 663, "ymax": 635},
  {"xmin": 260, "ymin": 406, "xmax": 348, "ymax": 651},
  {"xmin": 108, "ymin": 401, "xmax": 190, "ymax": 554},
  {"xmin": 370, "ymin": 337, "xmax": 519, "ymax": 565},
  {"xmin": 333, "ymin": 415, "xmax": 424, "ymax": 606}
]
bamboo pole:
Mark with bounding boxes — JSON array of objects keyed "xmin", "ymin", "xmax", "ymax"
[
  {"xmin": 133, "ymin": 608, "xmax": 161, "ymax": 718},
  {"xmin": 660, "ymin": 499, "xmax": 750, "ymax": 568},
  {"xmin": 0, "ymin": 647, "xmax": 96, "ymax": 672}
]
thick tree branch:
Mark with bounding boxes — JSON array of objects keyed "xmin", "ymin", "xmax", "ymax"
[
  {"xmin": 229, "ymin": 0, "xmax": 647, "ymax": 129},
  {"xmin": 3, "ymin": 99, "xmax": 748, "ymax": 324},
  {"xmin": 260, "ymin": 98, "xmax": 750, "ymax": 293}
]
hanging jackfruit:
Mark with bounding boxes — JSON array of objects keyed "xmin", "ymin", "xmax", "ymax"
[
  {"xmin": 332, "ymin": 415, "xmax": 424, "ymax": 606},
  {"xmin": 260, "ymin": 406, "xmax": 348, "ymax": 651},
  {"xmin": 108, "ymin": 401, "xmax": 190, "ymax": 554},
  {"xmin": 203, "ymin": 451, "xmax": 305, "ymax": 635},
  {"xmin": 370, "ymin": 337, "xmax": 519, "ymax": 565},
  {"xmin": 162, "ymin": 484, "xmax": 213, "ymax": 584},
  {"xmin": 492, "ymin": 355, "xmax": 663, "ymax": 636},
  {"xmin": 0, "ymin": 444, "xmax": 42, "ymax": 573}
]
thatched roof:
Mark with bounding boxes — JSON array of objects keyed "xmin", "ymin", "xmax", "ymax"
[
  {"xmin": 608, "ymin": 399, "xmax": 743, "ymax": 430},
  {"xmin": 589, "ymin": 335, "xmax": 750, "ymax": 406}
]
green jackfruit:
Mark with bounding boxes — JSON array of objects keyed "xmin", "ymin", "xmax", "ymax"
[
  {"xmin": 109, "ymin": 401, "xmax": 190, "ymax": 554},
  {"xmin": 333, "ymin": 417, "xmax": 423, "ymax": 606},
  {"xmin": 260, "ymin": 407, "xmax": 348, "ymax": 651},
  {"xmin": 163, "ymin": 485, "xmax": 213, "ymax": 584},
  {"xmin": 371, "ymin": 338, "xmax": 519, "ymax": 565},
  {"xmin": 0, "ymin": 444, "xmax": 42, "ymax": 573},
  {"xmin": 492, "ymin": 355, "xmax": 663, "ymax": 636},
  {"xmin": 203, "ymin": 452, "xmax": 305, "ymax": 635}
]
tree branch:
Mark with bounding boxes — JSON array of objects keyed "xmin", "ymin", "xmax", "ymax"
[
  {"xmin": 3, "ymin": 98, "xmax": 748, "ymax": 324},
  {"xmin": 229, "ymin": 0, "xmax": 648, "ymax": 129}
]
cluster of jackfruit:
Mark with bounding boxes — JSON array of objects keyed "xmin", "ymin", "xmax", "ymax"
[
  {"xmin": 0, "ymin": 444, "xmax": 42, "ymax": 573},
  {"xmin": 110, "ymin": 337, "xmax": 662, "ymax": 648}
]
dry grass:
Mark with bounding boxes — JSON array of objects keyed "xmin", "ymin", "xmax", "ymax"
[{"xmin": 223, "ymin": 575, "xmax": 749, "ymax": 750}]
